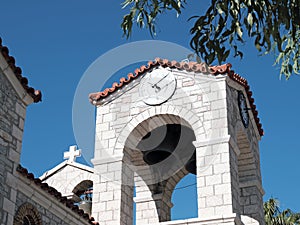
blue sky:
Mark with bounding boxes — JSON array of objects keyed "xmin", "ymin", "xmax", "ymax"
[{"xmin": 1, "ymin": 0, "xmax": 299, "ymax": 220}]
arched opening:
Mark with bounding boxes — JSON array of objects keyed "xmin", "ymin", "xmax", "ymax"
[
  {"xmin": 72, "ymin": 180, "xmax": 93, "ymax": 216},
  {"xmin": 125, "ymin": 114, "xmax": 198, "ymax": 224},
  {"xmin": 171, "ymin": 174, "xmax": 198, "ymax": 220},
  {"xmin": 22, "ymin": 215, "xmax": 35, "ymax": 225}
]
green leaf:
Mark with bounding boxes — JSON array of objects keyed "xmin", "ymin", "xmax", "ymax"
[
  {"xmin": 120, "ymin": 0, "xmax": 300, "ymax": 79},
  {"xmin": 236, "ymin": 22, "xmax": 243, "ymax": 39},
  {"xmin": 255, "ymin": 43, "xmax": 262, "ymax": 51},
  {"xmin": 223, "ymin": 50, "xmax": 230, "ymax": 60},
  {"xmin": 247, "ymin": 13, "xmax": 253, "ymax": 26}
]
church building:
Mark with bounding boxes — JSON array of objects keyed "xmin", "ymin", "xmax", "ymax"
[{"xmin": 0, "ymin": 37, "xmax": 264, "ymax": 225}]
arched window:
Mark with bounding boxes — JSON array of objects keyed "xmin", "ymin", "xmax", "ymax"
[
  {"xmin": 22, "ymin": 215, "xmax": 35, "ymax": 225},
  {"xmin": 14, "ymin": 203, "xmax": 42, "ymax": 225},
  {"xmin": 72, "ymin": 180, "xmax": 93, "ymax": 216}
]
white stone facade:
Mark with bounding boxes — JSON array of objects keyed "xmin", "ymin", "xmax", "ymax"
[{"xmin": 91, "ymin": 66, "xmax": 264, "ymax": 225}]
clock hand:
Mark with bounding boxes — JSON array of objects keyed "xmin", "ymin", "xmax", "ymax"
[
  {"xmin": 147, "ymin": 81, "xmax": 161, "ymax": 92},
  {"xmin": 152, "ymin": 72, "xmax": 170, "ymax": 87},
  {"xmin": 156, "ymin": 79, "xmax": 175, "ymax": 92},
  {"xmin": 154, "ymin": 84, "xmax": 161, "ymax": 93}
]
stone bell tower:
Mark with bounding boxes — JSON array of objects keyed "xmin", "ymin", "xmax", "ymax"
[{"xmin": 89, "ymin": 58, "xmax": 264, "ymax": 225}]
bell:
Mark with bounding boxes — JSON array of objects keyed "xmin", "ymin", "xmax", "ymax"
[
  {"xmin": 78, "ymin": 199, "xmax": 92, "ymax": 216},
  {"xmin": 138, "ymin": 124, "xmax": 181, "ymax": 165},
  {"xmin": 78, "ymin": 189, "xmax": 93, "ymax": 216},
  {"xmin": 185, "ymin": 151, "xmax": 197, "ymax": 175}
]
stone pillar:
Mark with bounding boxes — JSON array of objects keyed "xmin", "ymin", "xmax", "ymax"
[
  {"xmin": 133, "ymin": 166, "xmax": 171, "ymax": 224},
  {"xmin": 92, "ymin": 154, "xmax": 134, "ymax": 225},
  {"xmin": 134, "ymin": 185, "xmax": 173, "ymax": 225},
  {"xmin": 238, "ymin": 137, "xmax": 264, "ymax": 225},
  {"xmin": 195, "ymin": 137, "xmax": 240, "ymax": 219}
]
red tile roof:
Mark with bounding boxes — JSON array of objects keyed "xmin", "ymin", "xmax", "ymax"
[
  {"xmin": 17, "ymin": 165, "xmax": 99, "ymax": 225},
  {"xmin": 89, "ymin": 58, "xmax": 263, "ymax": 136},
  {"xmin": 0, "ymin": 38, "xmax": 42, "ymax": 103}
]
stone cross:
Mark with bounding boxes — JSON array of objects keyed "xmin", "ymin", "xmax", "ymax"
[{"xmin": 63, "ymin": 145, "xmax": 81, "ymax": 163}]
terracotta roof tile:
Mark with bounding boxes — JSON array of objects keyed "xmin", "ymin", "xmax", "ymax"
[
  {"xmin": 16, "ymin": 165, "xmax": 99, "ymax": 225},
  {"xmin": 0, "ymin": 38, "xmax": 42, "ymax": 103},
  {"xmin": 89, "ymin": 58, "xmax": 263, "ymax": 136}
]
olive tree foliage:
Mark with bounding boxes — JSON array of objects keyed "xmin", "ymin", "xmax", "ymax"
[
  {"xmin": 264, "ymin": 198, "xmax": 300, "ymax": 225},
  {"xmin": 121, "ymin": 0, "xmax": 300, "ymax": 79}
]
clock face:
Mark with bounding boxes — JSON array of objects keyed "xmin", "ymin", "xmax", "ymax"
[
  {"xmin": 238, "ymin": 91, "xmax": 249, "ymax": 128},
  {"xmin": 139, "ymin": 67, "xmax": 177, "ymax": 105}
]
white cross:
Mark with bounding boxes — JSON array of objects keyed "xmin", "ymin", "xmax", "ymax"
[{"xmin": 63, "ymin": 145, "xmax": 81, "ymax": 163}]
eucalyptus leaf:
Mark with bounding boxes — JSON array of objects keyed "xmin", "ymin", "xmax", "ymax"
[{"xmin": 121, "ymin": 0, "xmax": 300, "ymax": 79}]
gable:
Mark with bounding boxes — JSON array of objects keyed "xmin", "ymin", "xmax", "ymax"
[{"xmin": 89, "ymin": 58, "xmax": 263, "ymax": 136}]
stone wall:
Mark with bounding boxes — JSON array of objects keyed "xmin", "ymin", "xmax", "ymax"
[
  {"xmin": 14, "ymin": 177, "xmax": 91, "ymax": 225},
  {"xmin": 226, "ymin": 82, "xmax": 264, "ymax": 225},
  {"xmin": 0, "ymin": 68, "xmax": 27, "ymax": 224}
]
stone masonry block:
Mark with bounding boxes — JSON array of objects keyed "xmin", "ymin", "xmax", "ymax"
[
  {"xmin": 214, "ymin": 163, "xmax": 230, "ymax": 174},
  {"xmin": 244, "ymin": 204, "xmax": 260, "ymax": 214},
  {"xmin": 223, "ymin": 193, "xmax": 233, "ymax": 205},
  {"xmin": 211, "ymin": 99, "xmax": 226, "ymax": 110},
  {"xmin": 12, "ymin": 124, "xmax": 23, "ymax": 141},
  {"xmin": 205, "ymin": 174, "xmax": 222, "ymax": 186},
  {"xmin": 205, "ymin": 154, "xmax": 221, "ymax": 166},
  {"xmin": 222, "ymin": 173, "xmax": 231, "ymax": 183},
  {"xmin": 198, "ymin": 207, "xmax": 215, "ymax": 217},
  {"xmin": 100, "ymin": 191, "xmax": 114, "ymax": 201},
  {"xmin": 215, "ymin": 205, "xmax": 233, "ymax": 215},
  {"xmin": 106, "ymin": 200, "xmax": 121, "ymax": 210},
  {"xmin": 3, "ymin": 197, "xmax": 14, "ymax": 214},
  {"xmin": 198, "ymin": 197, "xmax": 206, "ymax": 208},
  {"xmin": 198, "ymin": 186, "xmax": 214, "ymax": 197},
  {"xmin": 101, "ymin": 130, "xmax": 116, "ymax": 140},
  {"xmin": 206, "ymin": 195, "xmax": 223, "ymax": 207},
  {"xmin": 15, "ymin": 103, "xmax": 26, "ymax": 118},
  {"xmin": 197, "ymin": 176, "xmax": 205, "ymax": 187},
  {"xmin": 215, "ymin": 183, "xmax": 232, "ymax": 195},
  {"xmin": 101, "ymin": 210, "xmax": 113, "ymax": 221},
  {"xmin": 98, "ymin": 105, "xmax": 110, "ymax": 115},
  {"xmin": 97, "ymin": 122, "xmax": 109, "ymax": 132},
  {"xmin": 107, "ymin": 162, "xmax": 122, "ymax": 172},
  {"xmin": 0, "ymin": 130, "xmax": 12, "ymax": 145},
  {"xmin": 93, "ymin": 202, "xmax": 106, "ymax": 212},
  {"xmin": 19, "ymin": 117, "xmax": 24, "ymax": 130},
  {"xmin": 198, "ymin": 165, "xmax": 213, "ymax": 176},
  {"xmin": 8, "ymin": 149, "xmax": 20, "ymax": 163},
  {"xmin": 103, "ymin": 113, "xmax": 115, "ymax": 122}
]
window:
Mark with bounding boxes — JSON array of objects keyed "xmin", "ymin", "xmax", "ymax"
[{"xmin": 14, "ymin": 203, "xmax": 42, "ymax": 225}]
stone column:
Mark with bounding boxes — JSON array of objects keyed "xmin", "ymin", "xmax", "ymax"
[
  {"xmin": 195, "ymin": 137, "xmax": 240, "ymax": 219},
  {"xmin": 92, "ymin": 154, "xmax": 134, "ymax": 225},
  {"xmin": 238, "ymin": 139, "xmax": 264, "ymax": 225},
  {"xmin": 134, "ymin": 189, "xmax": 173, "ymax": 225}
]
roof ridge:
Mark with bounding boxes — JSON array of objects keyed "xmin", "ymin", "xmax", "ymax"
[{"xmin": 0, "ymin": 37, "xmax": 42, "ymax": 103}]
